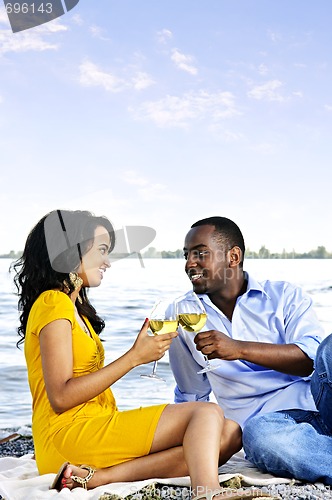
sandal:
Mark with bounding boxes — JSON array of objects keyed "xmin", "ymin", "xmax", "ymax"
[
  {"xmin": 50, "ymin": 461, "xmax": 96, "ymax": 491},
  {"xmin": 192, "ymin": 488, "xmax": 279, "ymax": 500},
  {"xmin": 50, "ymin": 461, "xmax": 69, "ymax": 491},
  {"xmin": 71, "ymin": 464, "xmax": 96, "ymax": 489}
]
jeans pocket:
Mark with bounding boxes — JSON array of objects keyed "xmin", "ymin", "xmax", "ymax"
[
  {"xmin": 281, "ymin": 409, "xmax": 313, "ymax": 423},
  {"xmin": 313, "ymin": 380, "xmax": 324, "ymax": 409}
]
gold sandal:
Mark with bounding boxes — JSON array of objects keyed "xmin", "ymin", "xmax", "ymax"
[
  {"xmin": 71, "ymin": 464, "xmax": 95, "ymax": 489},
  {"xmin": 50, "ymin": 461, "xmax": 96, "ymax": 491},
  {"xmin": 50, "ymin": 461, "xmax": 69, "ymax": 491}
]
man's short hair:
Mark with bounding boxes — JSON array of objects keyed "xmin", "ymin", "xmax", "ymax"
[{"xmin": 191, "ymin": 216, "xmax": 245, "ymax": 259}]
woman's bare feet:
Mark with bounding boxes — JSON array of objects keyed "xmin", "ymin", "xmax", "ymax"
[{"xmin": 51, "ymin": 462, "xmax": 99, "ymax": 491}]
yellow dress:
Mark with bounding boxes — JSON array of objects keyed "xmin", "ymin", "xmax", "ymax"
[{"xmin": 24, "ymin": 290, "xmax": 167, "ymax": 474}]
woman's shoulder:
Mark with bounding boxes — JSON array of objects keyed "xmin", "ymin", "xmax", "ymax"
[
  {"xmin": 35, "ymin": 289, "xmax": 73, "ymax": 307},
  {"xmin": 28, "ymin": 290, "xmax": 75, "ymax": 333}
]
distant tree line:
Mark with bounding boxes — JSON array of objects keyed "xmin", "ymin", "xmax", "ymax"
[
  {"xmin": 245, "ymin": 245, "xmax": 332, "ymax": 259},
  {"xmin": 140, "ymin": 245, "xmax": 332, "ymax": 259},
  {"xmin": 0, "ymin": 250, "xmax": 22, "ymax": 259},
  {"xmin": 1, "ymin": 245, "xmax": 331, "ymax": 260}
]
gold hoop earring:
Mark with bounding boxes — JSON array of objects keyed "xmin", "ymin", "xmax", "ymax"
[{"xmin": 69, "ymin": 272, "xmax": 83, "ymax": 291}]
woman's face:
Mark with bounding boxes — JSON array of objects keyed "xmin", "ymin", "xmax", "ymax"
[{"xmin": 77, "ymin": 225, "xmax": 111, "ymax": 287}]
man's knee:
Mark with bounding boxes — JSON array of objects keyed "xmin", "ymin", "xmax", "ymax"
[
  {"xmin": 243, "ymin": 413, "xmax": 283, "ymax": 461},
  {"xmin": 315, "ymin": 333, "xmax": 332, "ymax": 375},
  {"xmin": 317, "ymin": 333, "xmax": 332, "ymax": 359},
  {"xmin": 243, "ymin": 415, "xmax": 266, "ymax": 461}
]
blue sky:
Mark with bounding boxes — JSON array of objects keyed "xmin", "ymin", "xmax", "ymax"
[{"xmin": 0, "ymin": 0, "xmax": 332, "ymax": 255}]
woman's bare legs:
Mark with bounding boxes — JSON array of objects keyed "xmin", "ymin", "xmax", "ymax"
[
  {"xmin": 60, "ymin": 402, "xmax": 242, "ymax": 494},
  {"xmin": 150, "ymin": 402, "xmax": 241, "ymax": 495}
]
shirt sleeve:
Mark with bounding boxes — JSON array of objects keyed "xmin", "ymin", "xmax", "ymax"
[
  {"xmin": 29, "ymin": 290, "xmax": 74, "ymax": 337},
  {"xmin": 283, "ymin": 283, "xmax": 326, "ymax": 361},
  {"xmin": 169, "ymin": 333, "xmax": 212, "ymax": 403}
]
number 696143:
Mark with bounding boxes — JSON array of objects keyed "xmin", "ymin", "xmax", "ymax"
[{"xmin": 5, "ymin": 3, "xmax": 53, "ymax": 14}]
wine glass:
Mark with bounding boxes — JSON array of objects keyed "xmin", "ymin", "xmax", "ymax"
[
  {"xmin": 140, "ymin": 299, "xmax": 178, "ymax": 381},
  {"xmin": 176, "ymin": 292, "xmax": 218, "ymax": 374}
]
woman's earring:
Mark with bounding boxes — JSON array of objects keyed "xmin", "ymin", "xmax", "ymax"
[{"xmin": 69, "ymin": 272, "xmax": 83, "ymax": 290}]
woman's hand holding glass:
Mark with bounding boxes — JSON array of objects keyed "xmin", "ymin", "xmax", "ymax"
[{"xmin": 140, "ymin": 300, "xmax": 178, "ymax": 381}]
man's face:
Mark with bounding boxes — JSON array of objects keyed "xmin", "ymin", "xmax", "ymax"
[{"xmin": 183, "ymin": 225, "xmax": 233, "ymax": 295}]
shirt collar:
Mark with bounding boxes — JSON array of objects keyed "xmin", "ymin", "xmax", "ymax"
[
  {"xmin": 197, "ymin": 271, "xmax": 271, "ymax": 306},
  {"xmin": 244, "ymin": 271, "xmax": 270, "ymax": 298}
]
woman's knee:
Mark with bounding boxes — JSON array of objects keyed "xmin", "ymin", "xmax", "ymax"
[
  {"xmin": 181, "ymin": 401, "xmax": 224, "ymax": 420},
  {"xmin": 196, "ymin": 401, "xmax": 224, "ymax": 421}
]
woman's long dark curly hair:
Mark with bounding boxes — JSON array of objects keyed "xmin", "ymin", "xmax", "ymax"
[{"xmin": 12, "ymin": 209, "xmax": 115, "ymax": 347}]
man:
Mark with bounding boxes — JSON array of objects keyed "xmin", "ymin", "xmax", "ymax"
[{"xmin": 169, "ymin": 216, "xmax": 332, "ymax": 484}]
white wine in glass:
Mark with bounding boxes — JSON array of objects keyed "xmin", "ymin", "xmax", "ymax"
[
  {"xmin": 176, "ymin": 292, "xmax": 218, "ymax": 374},
  {"xmin": 178, "ymin": 313, "xmax": 207, "ymax": 333},
  {"xmin": 141, "ymin": 300, "xmax": 178, "ymax": 381},
  {"xmin": 149, "ymin": 319, "xmax": 179, "ymax": 335}
]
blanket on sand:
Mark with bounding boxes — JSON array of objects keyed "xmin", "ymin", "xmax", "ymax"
[{"xmin": 0, "ymin": 450, "xmax": 297, "ymax": 500}]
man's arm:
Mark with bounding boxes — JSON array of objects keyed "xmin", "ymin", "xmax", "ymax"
[
  {"xmin": 169, "ymin": 333, "xmax": 212, "ymax": 402},
  {"xmin": 195, "ymin": 332, "xmax": 312, "ymax": 376},
  {"xmin": 194, "ymin": 284, "xmax": 324, "ymax": 377}
]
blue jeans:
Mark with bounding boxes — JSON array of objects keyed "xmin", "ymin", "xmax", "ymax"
[{"xmin": 243, "ymin": 334, "xmax": 332, "ymax": 485}]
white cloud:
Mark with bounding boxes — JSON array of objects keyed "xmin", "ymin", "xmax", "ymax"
[
  {"xmin": 79, "ymin": 60, "xmax": 155, "ymax": 93},
  {"xmin": 89, "ymin": 24, "xmax": 110, "ymax": 41},
  {"xmin": 71, "ymin": 13, "xmax": 84, "ymax": 26},
  {"xmin": 132, "ymin": 71, "xmax": 155, "ymax": 90},
  {"xmin": 171, "ymin": 48, "xmax": 197, "ymax": 75},
  {"xmin": 121, "ymin": 170, "xmax": 149, "ymax": 187},
  {"xmin": 267, "ymin": 29, "xmax": 282, "ymax": 43},
  {"xmin": 294, "ymin": 63, "xmax": 307, "ymax": 69},
  {"xmin": 325, "ymin": 104, "xmax": 332, "ymax": 112},
  {"xmin": 34, "ymin": 19, "xmax": 67, "ymax": 33},
  {"xmin": 0, "ymin": 29, "xmax": 59, "ymax": 54},
  {"xmin": 156, "ymin": 29, "xmax": 172, "ymax": 44},
  {"xmin": 248, "ymin": 80, "xmax": 285, "ymax": 102},
  {"xmin": 0, "ymin": 8, "xmax": 9, "ymax": 26},
  {"xmin": 138, "ymin": 183, "xmax": 168, "ymax": 202},
  {"xmin": 0, "ymin": 14, "xmax": 66, "ymax": 55},
  {"xmin": 258, "ymin": 63, "xmax": 268, "ymax": 76},
  {"xmin": 79, "ymin": 60, "xmax": 126, "ymax": 92},
  {"xmin": 89, "ymin": 25, "xmax": 102, "ymax": 37},
  {"xmin": 209, "ymin": 124, "xmax": 244, "ymax": 143},
  {"xmin": 318, "ymin": 62, "xmax": 328, "ymax": 71},
  {"xmin": 131, "ymin": 90, "xmax": 240, "ymax": 128},
  {"xmin": 120, "ymin": 169, "xmax": 179, "ymax": 203},
  {"xmin": 138, "ymin": 181, "xmax": 181, "ymax": 203}
]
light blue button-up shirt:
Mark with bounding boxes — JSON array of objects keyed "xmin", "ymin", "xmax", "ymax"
[{"xmin": 169, "ymin": 273, "xmax": 327, "ymax": 427}]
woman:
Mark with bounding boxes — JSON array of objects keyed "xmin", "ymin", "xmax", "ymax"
[{"xmin": 13, "ymin": 209, "xmax": 247, "ymax": 500}]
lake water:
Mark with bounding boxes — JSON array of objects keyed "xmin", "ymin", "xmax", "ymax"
[{"xmin": 0, "ymin": 257, "xmax": 332, "ymax": 432}]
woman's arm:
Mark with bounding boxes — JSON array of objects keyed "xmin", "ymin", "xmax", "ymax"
[{"xmin": 40, "ymin": 318, "xmax": 177, "ymax": 413}]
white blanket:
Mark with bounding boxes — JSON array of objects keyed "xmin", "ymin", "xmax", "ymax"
[{"xmin": 0, "ymin": 451, "xmax": 295, "ymax": 500}]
